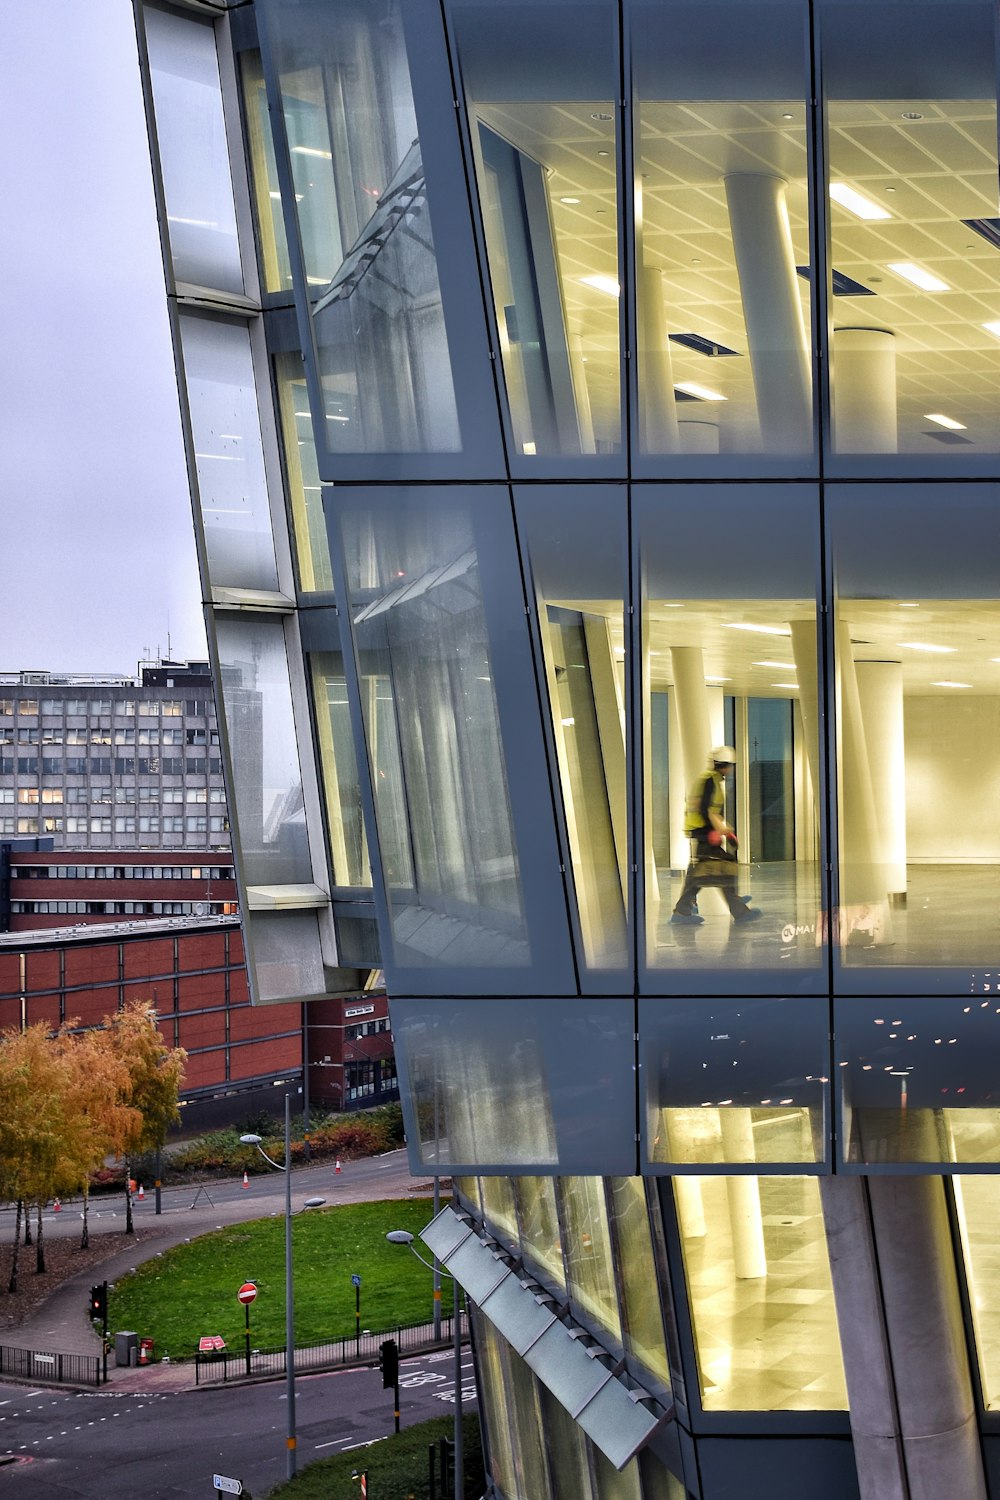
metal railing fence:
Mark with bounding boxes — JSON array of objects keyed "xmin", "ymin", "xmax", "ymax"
[
  {"xmin": 0, "ymin": 1343, "xmax": 102, "ymax": 1387},
  {"xmin": 195, "ymin": 1310, "xmax": 468, "ymax": 1385}
]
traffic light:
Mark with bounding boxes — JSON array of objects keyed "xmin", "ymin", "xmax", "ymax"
[
  {"xmin": 89, "ymin": 1284, "xmax": 107, "ymax": 1322},
  {"xmin": 379, "ymin": 1337, "xmax": 399, "ymax": 1390}
]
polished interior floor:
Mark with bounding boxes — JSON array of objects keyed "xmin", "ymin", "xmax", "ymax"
[
  {"xmin": 654, "ymin": 861, "xmax": 1000, "ymax": 971},
  {"xmin": 676, "ymin": 1175, "xmax": 848, "ymax": 1412}
]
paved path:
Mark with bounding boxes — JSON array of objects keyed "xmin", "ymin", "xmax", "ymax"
[{"xmin": 1, "ymin": 1151, "xmax": 439, "ymax": 1394}]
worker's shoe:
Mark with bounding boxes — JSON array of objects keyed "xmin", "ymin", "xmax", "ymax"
[
  {"xmin": 670, "ymin": 911, "xmax": 704, "ymax": 925},
  {"xmin": 732, "ymin": 905, "xmax": 763, "ymax": 924}
]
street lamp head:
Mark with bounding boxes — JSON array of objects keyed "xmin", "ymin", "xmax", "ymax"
[
  {"xmin": 239, "ymin": 1133, "xmax": 263, "ymax": 1144},
  {"xmin": 386, "ymin": 1229, "xmax": 415, "ymax": 1245},
  {"xmin": 303, "ymin": 1196, "xmax": 326, "ymax": 1210}
]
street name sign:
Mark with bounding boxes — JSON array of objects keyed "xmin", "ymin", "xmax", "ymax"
[{"xmin": 213, "ymin": 1477, "xmax": 243, "ymax": 1495}]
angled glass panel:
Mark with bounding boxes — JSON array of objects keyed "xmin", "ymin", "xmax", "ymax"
[
  {"xmin": 641, "ymin": 997, "xmax": 829, "ymax": 1169},
  {"xmin": 637, "ymin": 486, "xmax": 825, "ymax": 992},
  {"xmin": 392, "ymin": 998, "xmax": 636, "ymax": 1175},
  {"xmin": 609, "ymin": 1177, "xmax": 671, "ymax": 1389},
  {"xmin": 820, "ymin": 0, "xmax": 1000, "ymax": 470},
  {"xmin": 257, "ymin": 0, "xmax": 503, "ymax": 474},
  {"xmin": 240, "ymin": 50, "xmax": 293, "ymax": 296},
  {"xmin": 538, "ymin": 1384, "xmax": 595, "ymax": 1500},
  {"xmin": 144, "ymin": 6, "xmax": 243, "ymax": 294},
  {"xmin": 673, "ymin": 1175, "xmax": 847, "ymax": 1411},
  {"xmin": 514, "ymin": 1176, "xmax": 568, "ymax": 1292},
  {"xmin": 474, "ymin": 1311, "xmax": 523, "ymax": 1500},
  {"xmin": 829, "ymin": 484, "xmax": 1000, "ymax": 989},
  {"xmin": 214, "ymin": 614, "xmax": 312, "ymax": 883},
  {"xmin": 630, "ymin": 0, "xmax": 814, "ymax": 473},
  {"xmin": 275, "ymin": 353, "xmax": 333, "ymax": 593},
  {"xmin": 180, "ymin": 314, "xmax": 279, "ymax": 592},
  {"xmin": 331, "ymin": 486, "xmax": 574, "ymax": 991},
  {"xmin": 449, "ymin": 0, "xmax": 622, "ymax": 468},
  {"xmin": 245, "ymin": 907, "xmax": 325, "ymax": 1002},
  {"xmin": 954, "ymin": 1175, "xmax": 1000, "ymax": 1410},
  {"xmin": 515, "ymin": 487, "xmax": 628, "ymax": 981},
  {"xmin": 306, "ymin": 642, "xmax": 372, "ymax": 890},
  {"xmin": 837, "ymin": 995, "xmax": 1000, "ymax": 1166},
  {"xmin": 480, "ymin": 1175, "xmax": 520, "ymax": 1247},
  {"xmin": 559, "ymin": 1177, "xmax": 623, "ymax": 1345}
]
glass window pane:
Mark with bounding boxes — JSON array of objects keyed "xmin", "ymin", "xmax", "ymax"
[
  {"xmin": 830, "ymin": 485, "xmax": 1000, "ymax": 979},
  {"xmin": 515, "ymin": 487, "xmax": 628, "ymax": 976},
  {"xmin": 674, "ymin": 1175, "xmax": 847, "ymax": 1411},
  {"xmin": 609, "ymin": 1177, "xmax": 671, "ymax": 1389},
  {"xmin": 275, "ymin": 353, "xmax": 333, "ymax": 593},
  {"xmin": 822, "ymin": 0, "xmax": 1000, "ymax": 459},
  {"xmin": 215, "ymin": 615, "xmax": 312, "ymax": 883},
  {"xmin": 954, "ymin": 1175, "xmax": 1000, "ymax": 1410},
  {"xmin": 247, "ymin": 908, "xmax": 325, "ymax": 1001},
  {"xmin": 638, "ymin": 486, "xmax": 824, "ymax": 986},
  {"xmin": 558, "ymin": 1177, "xmax": 622, "ymax": 1345},
  {"xmin": 240, "ymin": 50, "xmax": 293, "ymax": 295},
  {"xmin": 308, "ymin": 648, "xmax": 371, "ymax": 888},
  {"xmin": 480, "ymin": 1174, "xmax": 520, "ymax": 1247},
  {"xmin": 144, "ymin": 7, "xmax": 243, "ymax": 294},
  {"xmin": 180, "ymin": 315, "xmax": 279, "ymax": 591},
  {"xmin": 474, "ymin": 1312, "xmax": 523, "ymax": 1500},
  {"xmin": 259, "ymin": 0, "xmax": 462, "ymax": 455},
  {"xmin": 514, "ymin": 1176, "xmax": 567, "ymax": 1292},
  {"xmin": 450, "ymin": 0, "xmax": 621, "ymax": 460},
  {"xmin": 538, "ymin": 1384, "xmax": 595, "ymax": 1500},
  {"xmin": 632, "ymin": 0, "xmax": 813, "ymax": 463}
]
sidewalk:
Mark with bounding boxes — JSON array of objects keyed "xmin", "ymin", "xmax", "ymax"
[{"xmin": 1, "ymin": 1150, "xmax": 433, "ymax": 1394}]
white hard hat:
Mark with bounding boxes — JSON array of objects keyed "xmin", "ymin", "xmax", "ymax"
[{"xmin": 710, "ymin": 745, "xmax": 737, "ymax": 765}]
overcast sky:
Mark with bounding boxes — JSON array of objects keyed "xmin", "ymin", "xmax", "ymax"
[{"xmin": 0, "ymin": 0, "xmax": 206, "ymax": 677}]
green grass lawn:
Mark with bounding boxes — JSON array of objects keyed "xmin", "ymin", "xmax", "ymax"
[
  {"xmin": 264, "ymin": 1415, "xmax": 484, "ymax": 1500},
  {"xmin": 107, "ymin": 1199, "xmax": 437, "ymax": 1360}
]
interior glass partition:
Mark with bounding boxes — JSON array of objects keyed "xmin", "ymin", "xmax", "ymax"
[
  {"xmin": 637, "ymin": 486, "xmax": 824, "ymax": 990},
  {"xmin": 240, "ymin": 50, "xmax": 293, "ymax": 295},
  {"xmin": 820, "ymin": 0, "xmax": 1000, "ymax": 465},
  {"xmin": 274, "ymin": 351, "xmax": 333, "ymax": 593},
  {"xmin": 629, "ymin": 0, "xmax": 814, "ymax": 471},
  {"xmin": 830, "ymin": 484, "xmax": 1000, "ymax": 984},
  {"xmin": 672, "ymin": 1175, "xmax": 848, "ymax": 1411},
  {"xmin": 449, "ymin": 0, "xmax": 622, "ymax": 467},
  {"xmin": 954, "ymin": 1174, "xmax": 1000, "ymax": 1410}
]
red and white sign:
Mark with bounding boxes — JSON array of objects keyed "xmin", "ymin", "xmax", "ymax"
[
  {"xmin": 237, "ymin": 1282, "xmax": 258, "ymax": 1306},
  {"xmin": 199, "ymin": 1335, "xmax": 227, "ymax": 1352}
]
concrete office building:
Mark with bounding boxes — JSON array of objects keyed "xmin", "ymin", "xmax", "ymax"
[{"xmin": 132, "ymin": 0, "xmax": 1000, "ymax": 1495}]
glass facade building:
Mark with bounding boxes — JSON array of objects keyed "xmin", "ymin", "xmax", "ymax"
[{"xmin": 134, "ymin": 0, "xmax": 1000, "ymax": 1494}]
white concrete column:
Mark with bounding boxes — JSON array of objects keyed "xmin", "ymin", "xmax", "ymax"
[
  {"xmin": 856, "ymin": 661, "xmax": 907, "ymax": 901},
  {"xmin": 667, "ymin": 691, "xmax": 689, "ymax": 872},
  {"xmin": 670, "ymin": 647, "xmax": 713, "ymax": 788},
  {"xmin": 673, "ymin": 1176, "xmax": 707, "ymax": 1239},
  {"xmin": 638, "ymin": 267, "xmax": 681, "ymax": 453},
  {"xmin": 832, "ymin": 327, "xmax": 897, "ymax": 454},
  {"xmin": 720, "ymin": 1116, "xmax": 767, "ymax": 1280},
  {"xmin": 678, "ymin": 420, "xmax": 720, "ymax": 454},
  {"xmin": 837, "ymin": 622, "xmax": 893, "ymax": 943},
  {"xmin": 568, "ymin": 333, "xmax": 597, "ymax": 455},
  {"xmin": 724, "ymin": 173, "xmax": 812, "ymax": 455}
]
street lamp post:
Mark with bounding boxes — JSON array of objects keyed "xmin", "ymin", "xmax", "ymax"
[
  {"xmin": 386, "ymin": 1229, "xmax": 464, "ymax": 1500},
  {"xmin": 240, "ymin": 1105, "xmax": 325, "ymax": 1482}
]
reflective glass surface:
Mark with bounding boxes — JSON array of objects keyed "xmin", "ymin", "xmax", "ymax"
[
  {"xmin": 308, "ymin": 648, "xmax": 371, "ymax": 888},
  {"xmin": 145, "ymin": 6, "xmax": 243, "ymax": 294},
  {"xmin": 275, "ymin": 353, "xmax": 333, "ymax": 593},
  {"xmin": 954, "ymin": 1174, "xmax": 1000, "ymax": 1409},
  {"xmin": 631, "ymin": 0, "xmax": 813, "ymax": 467},
  {"xmin": 514, "ymin": 1176, "xmax": 567, "ymax": 1291},
  {"xmin": 673, "ymin": 1175, "xmax": 847, "ymax": 1410},
  {"xmin": 240, "ymin": 50, "xmax": 292, "ymax": 294},
  {"xmin": 246, "ymin": 908, "xmax": 325, "ymax": 1002},
  {"xmin": 641, "ymin": 998, "xmax": 828, "ymax": 1168},
  {"xmin": 180, "ymin": 314, "xmax": 279, "ymax": 591},
  {"xmin": 609, "ymin": 1176, "xmax": 671, "ymax": 1388},
  {"xmin": 515, "ymin": 487, "xmax": 628, "ymax": 977},
  {"xmin": 637, "ymin": 486, "xmax": 824, "ymax": 988},
  {"xmin": 480, "ymin": 1173, "xmax": 520, "ymax": 1247},
  {"xmin": 475, "ymin": 1312, "xmax": 522, "ymax": 1499},
  {"xmin": 450, "ymin": 0, "xmax": 622, "ymax": 464},
  {"xmin": 559, "ymin": 1177, "xmax": 623, "ymax": 1345},
  {"xmin": 214, "ymin": 615, "xmax": 312, "ymax": 884},
  {"xmin": 830, "ymin": 485, "xmax": 1000, "ymax": 982},
  {"xmin": 821, "ymin": 0, "xmax": 1000, "ymax": 462},
  {"xmin": 259, "ymin": 0, "xmax": 462, "ymax": 456}
]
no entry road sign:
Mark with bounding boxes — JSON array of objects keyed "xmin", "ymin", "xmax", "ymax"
[{"xmin": 237, "ymin": 1282, "xmax": 258, "ymax": 1306}]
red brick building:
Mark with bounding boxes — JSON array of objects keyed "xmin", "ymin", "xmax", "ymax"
[{"xmin": 2, "ymin": 848, "xmax": 238, "ymax": 933}]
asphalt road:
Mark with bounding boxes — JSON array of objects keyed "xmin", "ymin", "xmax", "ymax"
[{"xmin": 0, "ymin": 1347, "xmax": 477, "ymax": 1497}]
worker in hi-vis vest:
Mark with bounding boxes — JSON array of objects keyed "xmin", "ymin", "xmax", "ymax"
[{"xmin": 671, "ymin": 746, "xmax": 763, "ymax": 925}]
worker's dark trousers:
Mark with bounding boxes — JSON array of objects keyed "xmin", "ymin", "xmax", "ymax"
[{"xmin": 673, "ymin": 836, "xmax": 748, "ymax": 917}]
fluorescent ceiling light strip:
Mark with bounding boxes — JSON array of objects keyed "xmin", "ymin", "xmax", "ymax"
[
  {"xmin": 899, "ymin": 642, "xmax": 954, "ymax": 653},
  {"xmin": 291, "ymin": 145, "xmax": 333, "ymax": 159},
  {"xmin": 753, "ymin": 660, "xmax": 795, "ymax": 668},
  {"xmin": 725, "ymin": 623, "xmax": 792, "ymax": 636},
  {"xmin": 772, "ymin": 682, "xmax": 798, "ymax": 689},
  {"xmin": 888, "ymin": 262, "xmax": 949, "ymax": 292},
  {"xmin": 924, "ymin": 413, "xmax": 966, "ymax": 430},
  {"xmin": 983, "ymin": 321, "xmax": 1000, "ymax": 340},
  {"xmin": 580, "ymin": 274, "xmax": 621, "ymax": 297},
  {"xmin": 930, "ymin": 681, "xmax": 971, "ymax": 688},
  {"xmin": 829, "ymin": 182, "xmax": 891, "ymax": 221},
  {"xmin": 673, "ymin": 381, "xmax": 727, "ymax": 402}
]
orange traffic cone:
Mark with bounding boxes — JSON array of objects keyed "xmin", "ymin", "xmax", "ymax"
[
  {"xmin": 335, "ymin": 1159, "xmax": 342, "ymax": 1174},
  {"xmin": 53, "ymin": 1198, "xmax": 61, "ymax": 1213},
  {"xmin": 242, "ymin": 1170, "xmax": 249, "ymax": 1189},
  {"xmin": 138, "ymin": 1183, "xmax": 145, "ymax": 1201}
]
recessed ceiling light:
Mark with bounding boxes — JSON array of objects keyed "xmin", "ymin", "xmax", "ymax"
[
  {"xmin": 924, "ymin": 413, "xmax": 966, "ymax": 430},
  {"xmin": 673, "ymin": 381, "xmax": 726, "ymax": 402},
  {"xmin": 782, "ymin": 112, "xmax": 794, "ymax": 120},
  {"xmin": 897, "ymin": 601, "xmax": 920, "ymax": 607},
  {"xmin": 559, "ymin": 196, "xmax": 580, "ymax": 205},
  {"xmin": 705, "ymin": 677, "xmax": 731, "ymax": 684},
  {"xmin": 772, "ymin": 682, "xmax": 799, "ymax": 689},
  {"xmin": 590, "ymin": 111, "xmax": 613, "ymax": 121},
  {"xmin": 901, "ymin": 111, "xmax": 924, "ymax": 121},
  {"xmin": 983, "ymin": 321, "xmax": 1000, "ymax": 340},
  {"xmin": 900, "ymin": 642, "xmax": 955, "ymax": 653},
  {"xmin": 752, "ymin": 660, "xmax": 795, "ymax": 668},
  {"xmin": 726, "ymin": 623, "xmax": 792, "ymax": 636},
  {"xmin": 888, "ymin": 262, "xmax": 949, "ymax": 292},
  {"xmin": 829, "ymin": 182, "xmax": 891, "ymax": 221},
  {"xmin": 597, "ymin": 149, "xmax": 610, "ymax": 157},
  {"xmin": 522, "ymin": 441, "xmax": 537, "ymax": 455},
  {"xmin": 581, "ymin": 274, "xmax": 620, "ymax": 296},
  {"xmin": 931, "ymin": 681, "xmax": 971, "ymax": 689}
]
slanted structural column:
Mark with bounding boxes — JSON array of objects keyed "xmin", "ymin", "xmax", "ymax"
[{"xmin": 821, "ymin": 1175, "xmax": 987, "ymax": 1500}]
